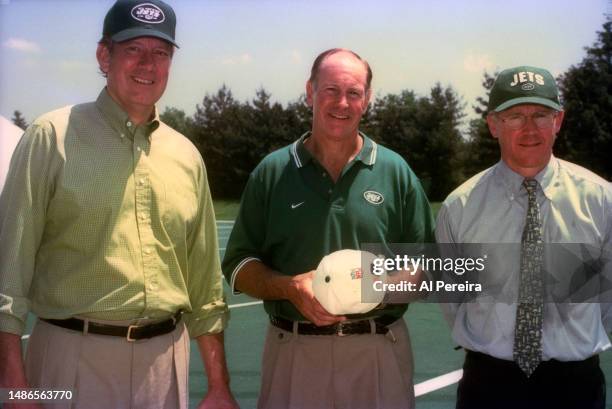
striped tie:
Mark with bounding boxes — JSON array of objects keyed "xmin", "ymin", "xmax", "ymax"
[{"xmin": 513, "ymin": 179, "xmax": 544, "ymax": 377}]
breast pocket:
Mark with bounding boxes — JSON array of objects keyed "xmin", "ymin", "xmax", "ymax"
[{"xmin": 158, "ymin": 175, "xmax": 199, "ymax": 240}]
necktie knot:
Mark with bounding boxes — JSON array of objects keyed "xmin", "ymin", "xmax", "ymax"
[{"xmin": 523, "ymin": 179, "xmax": 538, "ymax": 195}]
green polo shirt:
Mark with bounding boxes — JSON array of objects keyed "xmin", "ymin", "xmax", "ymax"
[
  {"xmin": 0, "ymin": 89, "xmax": 228, "ymax": 337},
  {"xmin": 222, "ymin": 132, "xmax": 435, "ymax": 321}
]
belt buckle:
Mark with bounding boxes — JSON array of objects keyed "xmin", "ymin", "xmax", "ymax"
[
  {"xmin": 126, "ymin": 324, "xmax": 138, "ymax": 342},
  {"xmin": 336, "ymin": 322, "xmax": 348, "ymax": 337}
]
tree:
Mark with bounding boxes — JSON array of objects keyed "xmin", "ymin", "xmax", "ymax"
[
  {"xmin": 556, "ymin": 20, "xmax": 611, "ymax": 179},
  {"xmin": 191, "ymin": 85, "xmax": 251, "ymax": 198},
  {"xmin": 160, "ymin": 107, "xmax": 193, "ymax": 138},
  {"xmin": 464, "ymin": 71, "xmax": 500, "ymax": 177},
  {"xmin": 416, "ymin": 84, "xmax": 467, "ymax": 200},
  {"xmin": 11, "ymin": 110, "xmax": 27, "ymax": 130},
  {"xmin": 367, "ymin": 85, "xmax": 466, "ymax": 201}
]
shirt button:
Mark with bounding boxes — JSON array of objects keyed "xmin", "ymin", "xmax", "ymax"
[
  {"xmin": 137, "ymin": 146, "xmax": 142, "ymax": 152},
  {"xmin": 127, "ymin": 121, "xmax": 132, "ymax": 127},
  {"xmin": 144, "ymin": 249, "xmax": 152, "ymax": 255},
  {"xmin": 139, "ymin": 178, "xmax": 145, "ymax": 185},
  {"xmin": 139, "ymin": 214, "xmax": 146, "ymax": 220}
]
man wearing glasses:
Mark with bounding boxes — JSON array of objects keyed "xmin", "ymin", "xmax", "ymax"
[{"xmin": 436, "ymin": 66, "xmax": 611, "ymax": 409}]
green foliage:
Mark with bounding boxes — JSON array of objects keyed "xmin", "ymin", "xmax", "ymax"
[
  {"xmin": 187, "ymin": 85, "xmax": 310, "ymax": 198},
  {"xmin": 11, "ymin": 110, "xmax": 27, "ymax": 130},
  {"xmin": 464, "ymin": 71, "xmax": 500, "ymax": 176},
  {"xmin": 556, "ymin": 20, "xmax": 611, "ymax": 179},
  {"xmin": 367, "ymin": 84, "xmax": 467, "ymax": 200},
  {"xmin": 160, "ymin": 107, "xmax": 193, "ymax": 137},
  {"xmin": 160, "ymin": 18, "xmax": 612, "ymax": 202},
  {"xmin": 164, "ymin": 83, "xmax": 468, "ymax": 200}
]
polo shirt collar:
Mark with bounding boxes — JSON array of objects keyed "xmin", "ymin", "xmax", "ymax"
[
  {"xmin": 96, "ymin": 88, "xmax": 160, "ymax": 140},
  {"xmin": 290, "ymin": 131, "xmax": 378, "ymax": 168},
  {"xmin": 496, "ymin": 156, "xmax": 558, "ymax": 201}
]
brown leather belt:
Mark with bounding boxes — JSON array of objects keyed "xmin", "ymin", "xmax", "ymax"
[
  {"xmin": 42, "ymin": 310, "xmax": 183, "ymax": 342},
  {"xmin": 270, "ymin": 315, "xmax": 397, "ymax": 336}
]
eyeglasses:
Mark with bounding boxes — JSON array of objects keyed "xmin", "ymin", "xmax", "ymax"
[{"xmin": 497, "ymin": 111, "xmax": 558, "ymax": 130}]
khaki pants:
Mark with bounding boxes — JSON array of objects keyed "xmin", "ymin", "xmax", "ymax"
[
  {"xmin": 258, "ymin": 318, "xmax": 415, "ymax": 409},
  {"xmin": 25, "ymin": 318, "xmax": 189, "ymax": 409}
]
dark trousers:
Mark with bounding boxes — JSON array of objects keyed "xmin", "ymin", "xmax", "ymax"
[{"xmin": 456, "ymin": 350, "xmax": 606, "ymax": 409}]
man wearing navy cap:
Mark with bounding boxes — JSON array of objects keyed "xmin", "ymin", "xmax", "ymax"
[
  {"xmin": 0, "ymin": 1, "xmax": 238, "ymax": 408},
  {"xmin": 436, "ymin": 66, "xmax": 611, "ymax": 408}
]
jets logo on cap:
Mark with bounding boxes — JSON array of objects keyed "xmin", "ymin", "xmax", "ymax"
[
  {"xmin": 363, "ymin": 190, "xmax": 384, "ymax": 205},
  {"xmin": 509, "ymin": 71, "xmax": 545, "ymax": 88},
  {"xmin": 350, "ymin": 268, "xmax": 362, "ymax": 280},
  {"xmin": 131, "ymin": 3, "xmax": 166, "ymax": 24}
]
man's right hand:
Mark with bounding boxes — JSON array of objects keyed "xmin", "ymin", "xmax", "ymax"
[
  {"xmin": 0, "ymin": 331, "xmax": 43, "ymax": 409},
  {"xmin": 286, "ymin": 271, "xmax": 346, "ymax": 326},
  {"xmin": 233, "ymin": 261, "xmax": 346, "ymax": 326}
]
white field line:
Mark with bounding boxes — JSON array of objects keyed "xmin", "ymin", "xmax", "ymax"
[
  {"xmin": 414, "ymin": 369, "xmax": 463, "ymax": 397},
  {"xmin": 228, "ymin": 300, "xmax": 263, "ymax": 309},
  {"xmin": 217, "ymin": 220, "xmax": 235, "ymax": 225}
]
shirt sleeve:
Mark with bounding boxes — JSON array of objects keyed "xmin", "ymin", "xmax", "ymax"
[
  {"xmin": 0, "ymin": 121, "xmax": 59, "ymax": 335},
  {"xmin": 221, "ymin": 170, "xmax": 265, "ymax": 294},
  {"xmin": 599, "ymin": 184, "xmax": 612, "ymax": 332},
  {"xmin": 182, "ymin": 159, "xmax": 229, "ymax": 338},
  {"xmin": 402, "ymin": 170, "xmax": 435, "ymax": 244},
  {"xmin": 434, "ymin": 201, "xmax": 461, "ymax": 326}
]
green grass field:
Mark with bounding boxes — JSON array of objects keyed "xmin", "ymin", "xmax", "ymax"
[{"xmin": 214, "ymin": 199, "xmax": 242, "ymax": 220}]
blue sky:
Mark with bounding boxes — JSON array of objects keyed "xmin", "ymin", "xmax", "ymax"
[{"xmin": 0, "ymin": 0, "xmax": 609, "ymax": 124}]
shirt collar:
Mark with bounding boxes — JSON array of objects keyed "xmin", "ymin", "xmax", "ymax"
[
  {"xmin": 290, "ymin": 131, "xmax": 378, "ymax": 168},
  {"xmin": 95, "ymin": 88, "xmax": 160, "ymax": 140},
  {"xmin": 496, "ymin": 156, "xmax": 558, "ymax": 200}
]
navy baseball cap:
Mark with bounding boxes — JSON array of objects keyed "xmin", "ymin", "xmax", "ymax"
[
  {"xmin": 488, "ymin": 66, "xmax": 561, "ymax": 112},
  {"xmin": 103, "ymin": 0, "xmax": 178, "ymax": 47}
]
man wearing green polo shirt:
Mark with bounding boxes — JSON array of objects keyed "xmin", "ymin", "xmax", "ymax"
[
  {"xmin": 223, "ymin": 48, "xmax": 434, "ymax": 409},
  {"xmin": 0, "ymin": 1, "xmax": 237, "ymax": 408}
]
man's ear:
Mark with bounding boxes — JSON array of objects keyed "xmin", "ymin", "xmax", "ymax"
[
  {"xmin": 306, "ymin": 80, "xmax": 314, "ymax": 107},
  {"xmin": 553, "ymin": 110, "xmax": 565, "ymax": 134},
  {"xmin": 363, "ymin": 88, "xmax": 372, "ymax": 113},
  {"xmin": 96, "ymin": 43, "xmax": 111, "ymax": 75},
  {"xmin": 486, "ymin": 113, "xmax": 499, "ymax": 139}
]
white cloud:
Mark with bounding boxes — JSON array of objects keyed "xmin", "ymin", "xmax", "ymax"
[
  {"xmin": 3, "ymin": 37, "xmax": 41, "ymax": 53},
  {"xmin": 290, "ymin": 49, "xmax": 302, "ymax": 64},
  {"xmin": 463, "ymin": 52, "xmax": 494, "ymax": 73},
  {"xmin": 220, "ymin": 53, "xmax": 252, "ymax": 66}
]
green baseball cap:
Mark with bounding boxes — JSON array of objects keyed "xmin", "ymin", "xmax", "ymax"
[
  {"xmin": 103, "ymin": 0, "xmax": 178, "ymax": 47},
  {"xmin": 488, "ymin": 66, "xmax": 561, "ymax": 112}
]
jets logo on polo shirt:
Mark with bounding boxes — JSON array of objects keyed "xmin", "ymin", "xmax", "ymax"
[
  {"xmin": 131, "ymin": 3, "xmax": 166, "ymax": 23},
  {"xmin": 363, "ymin": 190, "xmax": 384, "ymax": 205}
]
